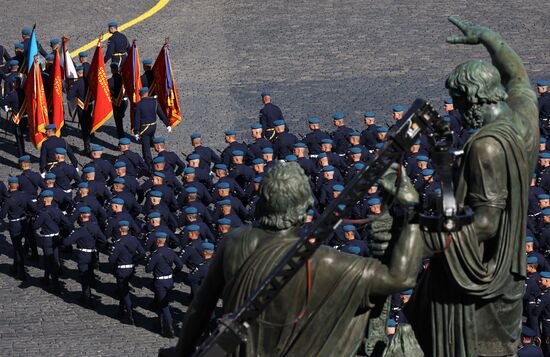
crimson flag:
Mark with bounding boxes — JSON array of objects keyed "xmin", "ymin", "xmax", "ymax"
[
  {"xmin": 85, "ymin": 39, "xmax": 113, "ymax": 133},
  {"xmin": 49, "ymin": 49, "xmax": 64, "ymax": 135},
  {"xmin": 23, "ymin": 57, "xmax": 48, "ymax": 148},
  {"xmin": 149, "ymin": 44, "xmax": 182, "ymax": 127},
  {"xmin": 121, "ymin": 40, "xmax": 142, "ymax": 132}
]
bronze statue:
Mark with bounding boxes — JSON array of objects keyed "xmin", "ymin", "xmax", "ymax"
[
  {"xmin": 173, "ymin": 162, "xmax": 424, "ymax": 356},
  {"xmin": 406, "ymin": 17, "xmax": 539, "ymax": 356}
]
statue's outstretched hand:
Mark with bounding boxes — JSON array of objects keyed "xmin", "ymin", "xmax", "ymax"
[
  {"xmin": 446, "ymin": 16, "xmax": 493, "ymax": 45},
  {"xmin": 377, "ymin": 163, "xmax": 419, "ymax": 207}
]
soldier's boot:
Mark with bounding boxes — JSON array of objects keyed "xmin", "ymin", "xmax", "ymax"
[
  {"xmin": 160, "ymin": 317, "xmax": 174, "ymax": 338},
  {"xmin": 16, "ymin": 265, "xmax": 27, "ymax": 281},
  {"xmin": 127, "ymin": 309, "xmax": 135, "ymax": 325},
  {"xmin": 117, "ymin": 305, "xmax": 125, "ymax": 320}
]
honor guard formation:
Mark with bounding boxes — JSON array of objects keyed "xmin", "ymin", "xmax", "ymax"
[{"xmin": 0, "ymin": 22, "xmax": 547, "ymax": 355}]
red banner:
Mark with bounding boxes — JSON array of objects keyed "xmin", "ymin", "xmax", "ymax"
[
  {"xmin": 49, "ymin": 49, "xmax": 64, "ymax": 136},
  {"xmin": 121, "ymin": 41, "xmax": 142, "ymax": 132},
  {"xmin": 86, "ymin": 39, "xmax": 113, "ymax": 134},
  {"xmin": 24, "ymin": 57, "xmax": 48, "ymax": 148},
  {"xmin": 149, "ymin": 44, "xmax": 182, "ymax": 128}
]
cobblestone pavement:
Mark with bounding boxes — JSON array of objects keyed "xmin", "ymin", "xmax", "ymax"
[{"xmin": 1, "ymin": 0, "xmax": 550, "ymax": 355}]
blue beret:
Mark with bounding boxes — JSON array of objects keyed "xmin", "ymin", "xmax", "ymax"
[
  {"xmin": 21, "ymin": 27, "xmax": 31, "ymax": 36},
  {"xmin": 377, "ymin": 127, "xmax": 389, "ymax": 133},
  {"xmin": 9, "ymin": 59, "xmax": 19, "ymax": 66},
  {"xmin": 375, "ymin": 143, "xmax": 384, "ymax": 149},
  {"xmin": 537, "ymin": 194, "xmax": 550, "ymax": 200},
  {"xmin": 416, "ymin": 155, "xmax": 429, "ymax": 161},
  {"xmin": 108, "ymin": 21, "xmax": 119, "ymax": 27},
  {"xmin": 260, "ymin": 90, "xmax": 270, "ymax": 97},
  {"xmin": 41, "ymin": 190, "xmax": 53, "ymax": 197},
  {"xmin": 218, "ymin": 218, "xmax": 231, "ymax": 225},
  {"xmin": 45, "ymin": 54, "xmax": 54, "ymax": 61},
  {"xmin": 317, "ymin": 152, "xmax": 327, "ymax": 159},
  {"xmin": 184, "ymin": 207, "xmax": 198, "ymax": 214},
  {"xmin": 262, "ymin": 147, "xmax": 273, "ymax": 154},
  {"xmin": 307, "ymin": 209, "xmax": 314, "ymax": 215},
  {"xmin": 8, "ymin": 176, "xmax": 18, "ymax": 184},
  {"xmin": 215, "ymin": 164, "xmax": 227, "ymax": 170},
  {"xmin": 202, "ymin": 242, "xmax": 215, "ymax": 250},
  {"xmin": 540, "ymin": 152, "xmax": 550, "ymax": 159},
  {"xmin": 79, "ymin": 206, "xmax": 91, "ymax": 214},
  {"xmin": 155, "ymin": 232, "xmax": 168, "ymax": 239},
  {"xmin": 118, "ymin": 137, "xmax": 131, "ymax": 145},
  {"xmin": 113, "ymin": 177, "xmax": 125, "ymax": 184},
  {"xmin": 354, "ymin": 163, "xmax": 365, "ymax": 170},
  {"xmin": 253, "ymin": 176, "xmax": 263, "ymax": 183},
  {"xmin": 153, "ymin": 171, "xmax": 165, "ymax": 178},
  {"xmin": 55, "ymin": 147, "xmax": 67, "ymax": 155},
  {"xmin": 538, "ymin": 80, "xmax": 549, "ymax": 87},
  {"xmin": 78, "ymin": 182, "xmax": 89, "ymax": 189},
  {"xmin": 250, "ymin": 123, "xmax": 262, "ymax": 129},
  {"xmin": 218, "ymin": 199, "xmax": 231, "ymax": 206},
  {"xmin": 91, "ymin": 144, "xmax": 103, "ymax": 152},
  {"xmin": 350, "ymin": 147, "xmax": 362, "ymax": 154},
  {"xmin": 527, "ymin": 256, "xmax": 538, "ymax": 265},
  {"xmin": 139, "ymin": 87, "xmax": 148, "ymax": 94},
  {"xmin": 422, "ymin": 169, "xmax": 434, "ymax": 176},
  {"xmin": 308, "ymin": 117, "xmax": 320, "ymax": 124},
  {"xmin": 114, "ymin": 161, "xmax": 126, "ymax": 168},
  {"xmin": 152, "ymin": 156, "xmax": 165, "ymax": 164},
  {"xmin": 343, "ymin": 224, "xmax": 356, "ymax": 232},
  {"xmin": 78, "ymin": 51, "xmax": 89, "ymax": 58},
  {"xmin": 349, "ymin": 131, "xmax": 361, "ymax": 137},
  {"xmin": 50, "ymin": 38, "xmax": 61, "ymax": 46},
  {"xmin": 273, "ymin": 120, "xmax": 285, "ymax": 126},
  {"xmin": 541, "ymin": 137, "xmax": 547, "ymax": 144},
  {"xmin": 444, "ymin": 98, "xmax": 453, "ymax": 104},
  {"xmin": 442, "ymin": 115, "xmax": 451, "ymax": 123},
  {"xmin": 18, "ymin": 155, "xmax": 30, "ymax": 162},
  {"xmin": 153, "ymin": 137, "xmax": 166, "ymax": 144},
  {"xmin": 150, "ymin": 190, "xmax": 163, "ymax": 198},
  {"xmin": 364, "ymin": 111, "xmax": 375, "ymax": 117},
  {"xmin": 401, "ymin": 289, "xmax": 413, "ymax": 295},
  {"xmin": 322, "ymin": 165, "xmax": 335, "ymax": 172},
  {"xmin": 332, "ymin": 112, "xmax": 345, "ymax": 120},
  {"xmin": 142, "ymin": 58, "xmax": 153, "ymax": 66},
  {"xmin": 188, "ymin": 153, "xmax": 200, "ymax": 160},
  {"xmin": 342, "ymin": 246, "xmax": 361, "ymax": 254},
  {"xmin": 224, "ymin": 129, "xmax": 237, "ymax": 136},
  {"xmin": 118, "ymin": 220, "xmax": 129, "ymax": 227},
  {"xmin": 294, "ymin": 142, "xmax": 306, "ymax": 148},
  {"xmin": 252, "ymin": 158, "xmax": 265, "ymax": 165},
  {"xmin": 522, "ymin": 326, "xmax": 537, "ymax": 338},
  {"xmin": 368, "ymin": 198, "xmax": 381, "ymax": 206},
  {"xmin": 184, "ymin": 167, "xmax": 196, "ymax": 174},
  {"xmin": 321, "ymin": 138, "xmax": 333, "ymax": 144},
  {"xmin": 526, "ymin": 236, "xmax": 535, "ymax": 243},
  {"xmin": 232, "ymin": 150, "xmax": 244, "ymax": 157},
  {"xmin": 332, "ymin": 184, "xmax": 344, "ymax": 192},
  {"xmin": 337, "ymin": 204, "xmax": 346, "ymax": 210},
  {"xmin": 217, "ymin": 182, "xmax": 230, "ymax": 189},
  {"xmin": 393, "ymin": 104, "xmax": 405, "ymax": 112},
  {"xmin": 415, "ymin": 139, "xmax": 421, "ymax": 145},
  {"xmin": 543, "ymin": 208, "xmax": 550, "ymax": 216},
  {"xmin": 388, "ymin": 319, "xmax": 397, "ymax": 328},
  {"xmin": 45, "ymin": 124, "xmax": 56, "ymax": 130},
  {"xmin": 190, "ymin": 132, "xmax": 201, "ymax": 139},
  {"xmin": 45, "ymin": 173, "xmax": 56, "ymax": 180},
  {"xmin": 541, "ymin": 271, "xmax": 550, "ymax": 279},
  {"xmin": 285, "ymin": 155, "xmax": 297, "ymax": 162},
  {"xmin": 185, "ymin": 186, "xmax": 198, "ymax": 193},
  {"xmin": 111, "ymin": 198, "xmax": 124, "ymax": 205},
  {"xmin": 147, "ymin": 212, "xmax": 161, "ymax": 219},
  {"xmin": 83, "ymin": 166, "xmax": 95, "ymax": 173},
  {"xmin": 187, "ymin": 224, "xmax": 200, "ymax": 232},
  {"xmin": 75, "ymin": 65, "xmax": 84, "ymax": 71},
  {"xmin": 14, "ymin": 43, "xmax": 24, "ymax": 50}
]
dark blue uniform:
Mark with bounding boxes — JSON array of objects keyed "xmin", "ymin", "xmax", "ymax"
[
  {"xmin": 339, "ymin": 238, "xmax": 369, "ymax": 257},
  {"xmin": 108, "ymin": 72, "xmax": 127, "ymax": 138},
  {"xmin": 259, "ymin": 103, "xmax": 284, "ymax": 140},
  {"xmin": 220, "ymin": 141, "xmax": 249, "ymax": 166},
  {"xmin": 0, "ymin": 87, "xmax": 26, "ymax": 156},
  {"xmin": 192, "ymin": 145, "xmax": 221, "ymax": 168},
  {"xmin": 18, "ymin": 169, "xmax": 43, "ymax": 197},
  {"xmin": 105, "ymin": 212, "xmax": 141, "ymax": 240},
  {"xmin": 302, "ymin": 129, "xmax": 331, "ymax": 156},
  {"xmin": 63, "ymin": 221, "xmax": 106, "ymax": 301},
  {"xmin": 179, "ymin": 236, "xmax": 204, "ymax": 270},
  {"xmin": 273, "ymin": 132, "xmax": 298, "ymax": 159},
  {"xmin": 67, "ymin": 77, "xmax": 93, "ymax": 152},
  {"xmin": 116, "ymin": 150, "xmax": 148, "ymax": 177},
  {"xmin": 331, "ymin": 125, "xmax": 354, "ymax": 154},
  {"xmin": 248, "ymin": 138, "xmax": 272, "ymax": 159},
  {"xmin": 39, "ymin": 136, "xmax": 78, "ymax": 172},
  {"xmin": 156, "ymin": 150, "xmax": 186, "ymax": 175},
  {"xmin": 104, "ymin": 31, "xmax": 129, "ymax": 66},
  {"xmin": 540, "ymin": 91, "xmax": 550, "ymax": 119},
  {"xmin": 133, "ymin": 97, "xmax": 170, "ymax": 167},
  {"xmin": 360, "ymin": 124, "xmax": 379, "ymax": 150},
  {"xmin": 143, "ymin": 225, "xmax": 179, "ymax": 251},
  {"xmin": 188, "ymin": 257, "xmax": 212, "ymax": 298},
  {"xmin": 71, "ymin": 194, "xmax": 107, "ymax": 226},
  {"xmin": 84, "ymin": 158, "xmax": 116, "ymax": 184},
  {"xmin": 145, "ymin": 245, "xmax": 183, "ymax": 333},
  {"xmin": 50, "ymin": 161, "xmax": 80, "ymax": 191}
]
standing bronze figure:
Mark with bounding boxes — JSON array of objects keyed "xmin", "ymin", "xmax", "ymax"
[{"xmin": 406, "ymin": 17, "xmax": 539, "ymax": 356}]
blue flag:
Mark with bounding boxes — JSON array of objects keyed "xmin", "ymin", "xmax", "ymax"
[{"xmin": 26, "ymin": 27, "xmax": 41, "ymax": 73}]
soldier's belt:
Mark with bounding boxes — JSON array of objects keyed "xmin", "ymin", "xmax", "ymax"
[
  {"xmin": 544, "ymin": 319, "xmax": 550, "ymax": 322},
  {"xmin": 309, "ymin": 154, "xmax": 319, "ymax": 159},
  {"xmin": 113, "ymin": 52, "xmax": 127, "ymax": 56},
  {"xmin": 138, "ymin": 122, "xmax": 156, "ymax": 136},
  {"xmin": 76, "ymin": 248, "xmax": 95, "ymax": 253},
  {"xmin": 9, "ymin": 216, "xmax": 26, "ymax": 222},
  {"xmin": 118, "ymin": 264, "xmax": 134, "ymax": 269},
  {"xmin": 39, "ymin": 232, "xmax": 59, "ymax": 237},
  {"xmin": 156, "ymin": 274, "xmax": 172, "ymax": 280}
]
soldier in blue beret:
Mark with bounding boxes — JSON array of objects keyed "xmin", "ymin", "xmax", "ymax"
[
  {"xmin": 271, "ymin": 120, "xmax": 298, "ymax": 159},
  {"xmin": 302, "ymin": 117, "xmax": 331, "ymax": 156},
  {"xmin": 214, "ymin": 181, "xmax": 249, "ymax": 221},
  {"xmin": 150, "ymin": 155, "xmax": 183, "ymax": 193},
  {"xmin": 142, "ymin": 211, "xmax": 180, "ymax": 252},
  {"xmin": 213, "ymin": 163, "xmax": 246, "ymax": 199},
  {"xmin": 105, "ymin": 198, "xmax": 142, "ymax": 240},
  {"xmin": 330, "ymin": 112, "xmax": 354, "ymax": 154},
  {"xmin": 229, "ymin": 150, "xmax": 255, "ymax": 191},
  {"xmin": 180, "ymin": 186, "xmax": 213, "ymax": 225},
  {"xmin": 190, "ymin": 132, "xmax": 221, "ymax": 169},
  {"xmin": 339, "ymin": 224, "xmax": 369, "ymax": 257},
  {"xmin": 107, "ymin": 60, "xmax": 127, "ymax": 138},
  {"xmin": 104, "ymin": 21, "xmax": 129, "ymax": 66},
  {"xmin": 530, "ymin": 272, "xmax": 550, "ymax": 348},
  {"xmin": 0, "ymin": 73, "xmax": 26, "ymax": 157},
  {"xmin": 316, "ymin": 165, "xmax": 344, "ymax": 206},
  {"xmin": 214, "ymin": 218, "xmax": 233, "ymax": 243},
  {"xmin": 0, "ymin": 176, "xmax": 37, "ymax": 279},
  {"xmin": 180, "ymin": 206, "xmax": 215, "ymax": 243},
  {"xmin": 178, "ymin": 225, "xmax": 204, "ymax": 272},
  {"xmin": 188, "ymin": 242, "xmax": 215, "ymax": 299},
  {"xmin": 143, "ymin": 189, "xmax": 179, "ymax": 231},
  {"xmin": 261, "ymin": 147, "xmax": 277, "ymax": 169},
  {"xmin": 141, "ymin": 58, "xmax": 154, "ymax": 88},
  {"xmin": 81, "ymin": 165, "xmax": 113, "ymax": 207},
  {"xmin": 115, "ymin": 137, "xmax": 148, "ymax": 177},
  {"xmin": 518, "ymin": 325, "xmax": 544, "ymax": 356},
  {"xmin": 442, "ymin": 97, "xmax": 463, "ymax": 134},
  {"xmin": 291, "ymin": 142, "xmax": 316, "ymax": 177},
  {"xmin": 109, "ymin": 220, "xmax": 145, "ymax": 324},
  {"xmin": 259, "ymin": 91, "xmax": 284, "ymax": 141},
  {"xmin": 21, "ymin": 26, "xmax": 47, "ymax": 58},
  {"xmin": 17, "ymin": 154, "xmax": 43, "ymax": 197},
  {"xmin": 392, "ymin": 104, "xmax": 405, "ymax": 121},
  {"xmin": 76, "ymin": 51, "xmax": 90, "ymax": 77},
  {"xmin": 39, "ymin": 124, "xmax": 78, "ymax": 172},
  {"xmin": 248, "ymin": 123, "xmax": 273, "ymax": 159},
  {"xmin": 524, "ymin": 256, "xmax": 542, "ymax": 320},
  {"xmin": 318, "ymin": 138, "xmax": 347, "ymax": 173},
  {"xmin": 181, "ymin": 166, "xmax": 213, "ymax": 204},
  {"xmin": 525, "ymin": 235, "xmax": 550, "ymax": 272},
  {"xmin": 3, "ymin": 59, "xmax": 21, "ymax": 95},
  {"xmin": 538, "ymin": 80, "xmax": 550, "ymax": 123},
  {"xmin": 71, "ymin": 181, "xmax": 108, "ymax": 226},
  {"xmin": 220, "ymin": 130, "xmax": 249, "ymax": 166},
  {"xmin": 360, "ymin": 111, "xmax": 379, "ymax": 151},
  {"xmin": 41, "ymin": 172, "xmax": 73, "ymax": 213},
  {"xmin": 111, "ymin": 177, "xmax": 141, "ymax": 217},
  {"xmin": 214, "ymin": 199, "xmax": 243, "ymax": 227},
  {"xmin": 153, "ymin": 137, "xmax": 186, "ymax": 175},
  {"xmin": 49, "ymin": 147, "xmax": 81, "ymax": 193}
]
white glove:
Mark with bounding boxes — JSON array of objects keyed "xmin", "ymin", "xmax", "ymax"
[
  {"xmin": 76, "ymin": 167, "xmax": 80, "ymax": 173},
  {"xmin": 167, "ymin": 126, "xmax": 172, "ymax": 133},
  {"xmin": 134, "ymin": 135, "xmax": 140, "ymax": 141}
]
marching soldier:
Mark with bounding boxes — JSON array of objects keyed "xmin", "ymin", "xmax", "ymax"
[
  {"xmin": 153, "ymin": 137, "xmax": 186, "ymax": 175},
  {"xmin": 78, "ymin": 51, "xmax": 91, "ymax": 77},
  {"xmin": 259, "ymin": 90, "xmax": 284, "ymax": 141},
  {"xmin": 67, "ymin": 65, "xmax": 93, "ymax": 155},
  {"xmin": 330, "ymin": 112, "xmax": 354, "ymax": 154},
  {"xmin": 188, "ymin": 242, "xmax": 214, "ymax": 299},
  {"xmin": 115, "ymin": 137, "xmax": 148, "ymax": 178},
  {"xmin": 0, "ymin": 76, "xmax": 26, "ymax": 157},
  {"xmin": 104, "ymin": 21, "xmax": 130, "ymax": 66},
  {"xmin": 39, "ymin": 124, "xmax": 78, "ymax": 172},
  {"xmin": 141, "ymin": 58, "xmax": 154, "ymax": 87},
  {"xmin": 17, "ymin": 155, "xmax": 43, "ymax": 197},
  {"xmin": 190, "ymin": 132, "xmax": 220, "ymax": 168},
  {"xmin": 108, "ymin": 63, "xmax": 127, "ymax": 139},
  {"xmin": 247, "ymin": 123, "xmax": 272, "ymax": 159}
]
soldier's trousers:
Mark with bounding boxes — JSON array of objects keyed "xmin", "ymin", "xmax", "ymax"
[
  {"xmin": 140, "ymin": 128, "xmax": 156, "ymax": 169},
  {"xmin": 154, "ymin": 279, "xmax": 174, "ymax": 327},
  {"xmin": 14, "ymin": 121, "xmax": 26, "ymax": 157},
  {"xmin": 7, "ymin": 222, "xmax": 25, "ymax": 272},
  {"xmin": 77, "ymin": 254, "xmax": 94, "ymax": 299},
  {"xmin": 40, "ymin": 236, "xmax": 60, "ymax": 282},
  {"xmin": 24, "ymin": 229, "xmax": 38, "ymax": 257},
  {"xmin": 113, "ymin": 103, "xmax": 127, "ymax": 139},
  {"xmin": 115, "ymin": 270, "xmax": 133, "ymax": 312}
]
